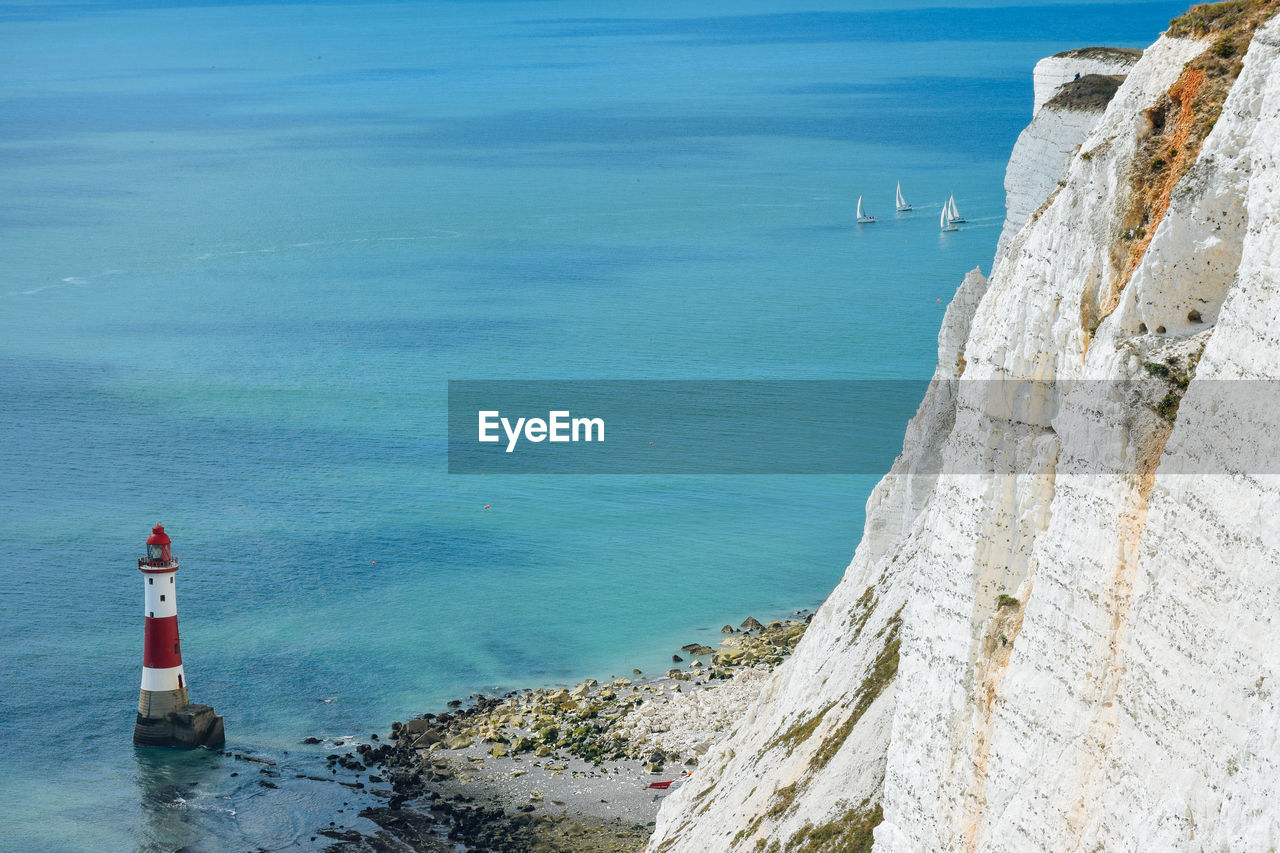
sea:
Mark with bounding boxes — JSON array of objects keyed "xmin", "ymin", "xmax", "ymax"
[{"xmin": 0, "ymin": 1, "xmax": 1184, "ymax": 849}]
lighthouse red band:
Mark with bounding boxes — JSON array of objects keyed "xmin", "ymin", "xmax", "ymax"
[{"xmin": 137, "ymin": 525, "xmax": 189, "ymax": 718}]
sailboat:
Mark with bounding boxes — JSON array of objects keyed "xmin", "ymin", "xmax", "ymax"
[
  {"xmin": 946, "ymin": 194, "xmax": 966, "ymax": 224},
  {"xmin": 856, "ymin": 194, "xmax": 876, "ymax": 224},
  {"xmin": 940, "ymin": 203, "xmax": 958, "ymax": 232},
  {"xmin": 895, "ymin": 182, "xmax": 912, "ymax": 212}
]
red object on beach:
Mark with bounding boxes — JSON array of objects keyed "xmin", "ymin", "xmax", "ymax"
[{"xmin": 647, "ymin": 781, "xmax": 673, "ymax": 790}]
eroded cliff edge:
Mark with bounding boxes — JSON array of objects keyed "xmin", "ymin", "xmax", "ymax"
[{"xmin": 648, "ymin": 4, "xmax": 1280, "ymax": 851}]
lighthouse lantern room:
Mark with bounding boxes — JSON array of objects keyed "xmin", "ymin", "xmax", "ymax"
[{"xmin": 133, "ymin": 524, "xmax": 225, "ymax": 749}]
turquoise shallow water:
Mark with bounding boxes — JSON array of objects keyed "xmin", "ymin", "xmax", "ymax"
[{"xmin": 0, "ymin": 1, "xmax": 1182, "ymax": 849}]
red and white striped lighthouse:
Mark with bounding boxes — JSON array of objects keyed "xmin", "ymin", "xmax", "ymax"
[
  {"xmin": 137, "ymin": 525, "xmax": 187, "ymax": 715},
  {"xmin": 133, "ymin": 524, "xmax": 224, "ymax": 748}
]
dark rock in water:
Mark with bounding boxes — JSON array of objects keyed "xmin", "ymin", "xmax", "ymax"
[
  {"xmin": 302, "ymin": 736, "xmax": 321, "ymax": 744},
  {"xmin": 318, "ymin": 827, "xmax": 363, "ymax": 843},
  {"xmin": 740, "ymin": 616, "xmax": 764, "ymax": 631},
  {"xmin": 721, "ymin": 625, "xmax": 735, "ymax": 634},
  {"xmin": 632, "ymin": 668, "xmax": 642, "ymax": 675},
  {"xmin": 671, "ymin": 654, "xmax": 683, "ymax": 663},
  {"xmin": 446, "ymin": 700, "xmax": 462, "ymax": 708},
  {"xmin": 258, "ymin": 780, "xmax": 278, "ymax": 789}
]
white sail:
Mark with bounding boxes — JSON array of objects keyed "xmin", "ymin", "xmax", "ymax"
[
  {"xmin": 947, "ymin": 194, "xmax": 965, "ymax": 223},
  {"xmin": 896, "ymin": 182, "xmax": 910, "ymax": 211},
  {"xmin": 940, "ymin": 203, "xmax": 957, "ymax": 231},
  {"xmin": 857, "ymin": 194, "xmax": 875, "ymax": 223}
]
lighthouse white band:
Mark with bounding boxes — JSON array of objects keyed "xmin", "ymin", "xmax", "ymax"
[
  {"xmin": 143, "ymin": 573, "xmax": 178, "ymax": 618},
  {"xmin": 140, "ymin": 664, "xmax": 186, "ymax": 692}
]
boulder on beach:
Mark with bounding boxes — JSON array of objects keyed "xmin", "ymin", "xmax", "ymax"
[
  {"xmin": 740, "ymin": 617, "xmax": 764, "ymax": 631},
  {"xmin": 411, "ymin": 730, "xmax": 442, "ymax": 748}
]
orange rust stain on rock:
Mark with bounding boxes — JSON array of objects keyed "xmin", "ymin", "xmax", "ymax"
[{"xmin": 1110, "ymin": 68, "xmax": 1206, "ymax": 315}]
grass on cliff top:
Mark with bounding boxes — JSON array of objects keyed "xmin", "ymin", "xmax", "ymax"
[
  {"xmin": 1169, "ymin": 0, "xmax": 1280, "ymax": 38},
  {"xmin": 1046, "ymin": 74, "xmax": 1127, "ymax": 111},
  {"xmin": 1053, "ymin": 46, "xmax": 1143, "ymax": 62}
]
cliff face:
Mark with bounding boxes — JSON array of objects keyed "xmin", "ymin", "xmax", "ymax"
[
  {"xmin": 996, "ymin": 66, "xmax": 1131, "ymax": 265},
  {"xmin": 649, "ymin": 10, "xmax": 1280, "ymax": 853}
]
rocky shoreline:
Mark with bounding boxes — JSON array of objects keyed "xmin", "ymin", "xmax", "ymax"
[{"xmin": 318, "ymin": 613, "xmax": 811, "ymax": 852}]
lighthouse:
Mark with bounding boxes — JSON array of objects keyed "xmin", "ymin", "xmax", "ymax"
[{"xmin": 133, "ymin": 524, "xmax": 225, "ymax": 749}]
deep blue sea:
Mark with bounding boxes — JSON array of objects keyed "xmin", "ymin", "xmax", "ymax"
[{"xmin": 0, "ymin": 1, "xmax": 1183, "ymax": 849}]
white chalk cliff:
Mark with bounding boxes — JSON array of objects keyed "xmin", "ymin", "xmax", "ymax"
[
  {"xmin": 650, "ymin": 10, "xmax": 1280, "ymax": 853},
  {"xmin": 996, "ymin": 51, "xmax": 1137, "ymax": 265}
]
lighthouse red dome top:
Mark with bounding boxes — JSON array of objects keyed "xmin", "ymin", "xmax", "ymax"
[{"xmin": 140, "ymin": 524, "xmax": 176, "ymax": 571}]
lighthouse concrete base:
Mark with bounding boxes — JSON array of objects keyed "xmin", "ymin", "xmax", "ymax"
[{"xmin": 134, "ymin": 704, "xmax": 225, "ymax": 749}]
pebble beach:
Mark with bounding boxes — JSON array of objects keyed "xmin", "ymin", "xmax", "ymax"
[{"xmin": 315, "ymin": 615, "xmax": 811, "ymax": 851}]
